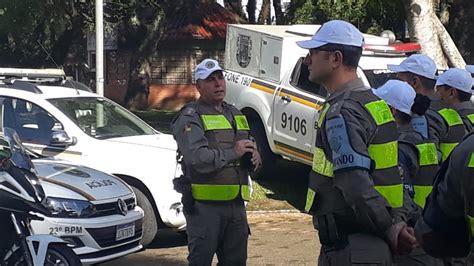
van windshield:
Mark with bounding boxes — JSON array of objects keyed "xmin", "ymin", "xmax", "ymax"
[
  {"xmin": 364, "ymin": 70, "xmax": 399, "ymax": 89},
  {"xmin": 48, "ymin": 97, "xmax": 157, "ymax": 139}
]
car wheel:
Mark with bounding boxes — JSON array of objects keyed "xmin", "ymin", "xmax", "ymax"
[
  {"xmin": 249, "ymin": 119, "xmax": 280, "ymax": 180},
  {"xmin": 132, "ymin": 186, "xmax": 158, "ymax": 247}
]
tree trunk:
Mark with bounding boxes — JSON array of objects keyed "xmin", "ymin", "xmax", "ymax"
[
  {"xmin": 403, "ymin": 0, "xmax": 465, "ymax": 68},
  {"xmin": 257, "ymin": 0, "xmax": 271, "ymax": 24},
  {"xmin": 247, "ymin": 0, "xmax": 256, "ymax": 23},
  {"xmin": 224, "ymin": 0, "xmax": 247, "ymax": 20},
  {"xmin": 273, "ymin": 0, "xmax": 284, "ymax": 24}
]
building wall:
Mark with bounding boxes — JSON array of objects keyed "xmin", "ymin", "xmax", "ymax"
[{"xmin": 104, "ymin": 46, "xmax": 225, "ymax": 110}]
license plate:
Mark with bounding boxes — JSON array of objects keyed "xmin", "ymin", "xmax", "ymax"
[{"xmin": 116, "ymin": 222, "xmax": 135, "ymax": 241}]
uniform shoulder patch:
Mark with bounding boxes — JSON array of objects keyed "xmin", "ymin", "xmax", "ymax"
[{"xmin": 326, "ymin": 116, "xmax": 371, "ymax": 172}]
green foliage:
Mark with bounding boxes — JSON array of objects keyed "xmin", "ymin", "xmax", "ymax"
[
  {"xmin": 292, "ymin": 0, "xmax": 315, "ymax": 24},
  {"xmin": 287, "ymin": 0, "xmax": 406, "ymax": 39}
]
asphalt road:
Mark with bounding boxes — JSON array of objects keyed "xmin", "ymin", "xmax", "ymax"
[{"xmin": 101, "ymin": 212, "xmax": 320, "ymax": 265}]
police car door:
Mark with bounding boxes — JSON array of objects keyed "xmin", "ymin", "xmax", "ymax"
[{"xmin": 272, "ymin": 57, "xmax": 325, "ymax": 166}]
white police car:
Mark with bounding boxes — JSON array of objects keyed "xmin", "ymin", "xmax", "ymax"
[
  {"xmin": 0, "ymin": 68, "xmax": 186, "ymax": 247},
  {"xmin": 30, "ymin": 157, "xmax": 144, "ymax": 264}
]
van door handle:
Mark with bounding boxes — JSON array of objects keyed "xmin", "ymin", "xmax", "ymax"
[{"xmin": 282, "ymin": 95, "xmax": 291, "ymax": 103}]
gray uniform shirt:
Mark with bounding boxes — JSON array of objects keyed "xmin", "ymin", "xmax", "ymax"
[
  {"xmin": 171, "ymin": 101, "xmax": 239, "ymax": 174},
  {"xmin": 320, "ymin": 79, "xmax": 395, "ymax": 235}
]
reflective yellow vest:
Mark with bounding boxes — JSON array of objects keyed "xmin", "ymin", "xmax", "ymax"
[
  {"xmin": 189, "ymin": 103, "xmax": 252, "ymax": 201},
  {"xmin": 306, "ymin": 91, "xmax": 402, "ymax": 213}
]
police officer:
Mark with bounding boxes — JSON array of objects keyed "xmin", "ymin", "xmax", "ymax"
[
  {"xmin": 373, "ymin": 80, "xmax": 442, "ymax": 265},
  {"xmin": 387, "ymin": 55, "xmax": 441, "ymax": 151},
  {"xmin": 435, "ymin": 68, "xmax": 474, "ymax": 132},
  {"xmin": 297, "ymin": 20, "xmax": 417, "ymax": 265},
  {"xmin": 415, "ymin": 132, "xmax": 474, "ymax": 260},
  {"xmin": 171, "ymin": 58, "xmax": 261, "ymax": 265}
]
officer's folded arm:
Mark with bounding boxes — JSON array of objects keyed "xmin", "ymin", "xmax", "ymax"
[{"xmin": 174, "ymin": 115, "xmax": 239, "ymax": 174}]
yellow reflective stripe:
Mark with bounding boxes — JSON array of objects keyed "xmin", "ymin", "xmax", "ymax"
[
  {"xmin": 312, "ymin": 147, "xmax": 334, "ymax": 177},
  {"xmin": 368, "ymin": 141, "xmax": 398, "ymax": 169},
  {"xmin": 416, "ymin": 143, "xmax": 439, "ymax": 166},
  {"xmin": 469, "ymin": 215, "xmax": 474, "ymax": 239},
  {"xmin": 200, "ymin": 115, "xmax": 232, "ymax": 131},
  {"xmin": 413, "ymin": 185, "xmax": 433, "ymax": 208},
  {"xmin": 438, "ymin": 108, "xmax": 463, "ymax": 126},
  {"xmin": 305, "ymin": 188, "xmax": 316, "ymax": 213},
  {"xmin": 191, "ymin": 184, "xmax": 240, "ymax": 200},
  {"xmin": 365, "ymin": 100, "xmax": 395, "ymax": 126},
  {"xmin": 235, "ymin": 115, "xmax": 250, "ymax": 131},
  {"xmin": 375, "ymin": 184, "xmax": 403, "ymax": 208},
  {"xmin": 467, "ymin": 114, "xmax": 474, "ymax": 124},
  {"xmin": 440, "ymin": 143, "xmax": 458, "ymax": 161},
  {"xmin": 318, "ymin": 103, "xmax": 331, "ymax": 127},
  {"xmin": 469, "ymin": 153, "xmax": 474, "ymax": 168},
  {"xmin": 240, "ymin": 185, "xmax": 251, "ymax": 201}
]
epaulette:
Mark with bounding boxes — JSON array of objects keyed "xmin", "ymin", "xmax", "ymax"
[{"xmin": 171, "ymin": 102, "xmax": 198, "ymax": 125}]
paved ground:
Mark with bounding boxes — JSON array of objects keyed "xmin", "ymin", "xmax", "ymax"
[{"xmin": 101, "ymin": 212, "xmax": 320, "ymax": 265}]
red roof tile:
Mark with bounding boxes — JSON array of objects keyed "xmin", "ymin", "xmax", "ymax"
[{"xmin": 164, "ymin": 2, "xmax": 242, "ymax": 40}]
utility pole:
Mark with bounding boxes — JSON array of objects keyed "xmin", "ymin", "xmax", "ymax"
[{"xmin": 95, "ymin": 0, "xmax": 104, "ymax": 96}]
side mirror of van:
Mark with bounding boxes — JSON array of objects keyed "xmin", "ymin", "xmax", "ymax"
[{"xmin": 50, "ymin": 131, "xmax": 77, "ymax": 147}]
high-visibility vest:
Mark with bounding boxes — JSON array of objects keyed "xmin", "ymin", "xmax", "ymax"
[
  {"xmin": 398, "ymin": 130, "xmax": 439, "ymax": 208},
  {"xmin": 187, "ymin": 102, "xmax": 252, "ymax": 201},
  {"xmin": 456, "ymin": 106, "xmax": 474, "ymax": 132},
  {"xmin": 306, "ymin": 90, "xmax": 402, "ymax": 213},
  {"xmin": 435, "ymin": 107, "xmax": 466, "ymax": 161}
]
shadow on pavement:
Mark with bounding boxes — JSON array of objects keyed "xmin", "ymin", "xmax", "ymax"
[
  {"xmin": 148, "ymin": 229, "xmax": 188, "ymax": 249},
  {"xmin": 255, "ymin": 159, "xmax": 310, "ymax": 211}
]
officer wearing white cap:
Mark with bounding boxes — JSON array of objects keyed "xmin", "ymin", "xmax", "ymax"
[
  {"xmin": 374, "ymin": 80, "xmax": 443, "ymax": 265},
  {"xmin": 435, "ymin": 68, "xmax": 474, "ymax": 132},
  {"xmin": 171, "ymin": 58, "xmax": 261, "ymax": 265},
  {"xmin": 297, "ymin": 20, "xmax": 416, "ymax": 265},
  {"xmin": 388, "ymin": 54, "xmax": 458, "ymax": 162}
]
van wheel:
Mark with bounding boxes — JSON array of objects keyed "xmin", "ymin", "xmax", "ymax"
[
  {"xmin": 249, "ymin": 120, "xmax": 280, "ymax": 180},
  {"xmin": 132, "ymin": 187, "xmax": 158, "ymax": 247}
]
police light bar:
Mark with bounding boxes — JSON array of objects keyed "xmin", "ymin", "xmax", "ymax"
[
  {"xmin": 363, "ymin": 43, "xmax": 421, "ymax": 54},
  {"xmin": 0, "ymin": 68, "xmax": 66, "ymax": 79}
]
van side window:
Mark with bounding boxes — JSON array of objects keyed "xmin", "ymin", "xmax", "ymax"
[
  {"xmin": 290, "ymin": 57, "xmax": 327, "ymax": 98},
  {"xmin": 0, "ymin": 97, "xmax": 63, "ymax": 145}
]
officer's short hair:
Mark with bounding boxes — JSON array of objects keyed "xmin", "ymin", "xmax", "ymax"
[
  {"xmin": 457, "ymin": 89, "xmax": 472, "ymax": 102},
  {"xmin": 403, "ymin": 72, "xmax": 437, "ymax": 91},
  {"xmin": 317, "ymin": 43, "xmax": 362, "ymax": 68}
]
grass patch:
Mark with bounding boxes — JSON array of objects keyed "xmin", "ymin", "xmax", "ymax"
[{"xmin": 132, "ymin": 109, "xmax": 176, "ymax": 133}]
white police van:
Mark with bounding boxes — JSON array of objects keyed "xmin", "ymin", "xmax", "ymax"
[
  {"xmin": 30, "ymin": 157, "xmax": 144, "ymax": 264},
  {"xmin": 224, "ymin": 24, "xmax": 422, "ymax": 178},
  {"xmin": 0, "ymin": 68, "xmax": 186, "ymax": 247}
]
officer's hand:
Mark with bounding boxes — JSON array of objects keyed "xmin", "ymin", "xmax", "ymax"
[
  {"xmin": 385, "ymin": 222, "xmax": 405, "ymax": 255},
  {"xmin": 251, "ymin": 149, "xmax": 262, "ymax": 171},
  {"xmin": 397, "ymin": 226, "xmax": 418, "ymax": 255},
  {"xmin": 234, "ymin": 139, "xmax": 255, "ymax": 157}
]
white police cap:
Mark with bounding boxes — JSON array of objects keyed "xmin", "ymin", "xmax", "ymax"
[
  {"xmin": 436, "ymin": 68, "xmax": 473, "ymax": 93},
  {"xmin": 296, "ymin": 20, "xmax": 364, "ymax": 49},
  {"xmin": 466, "ymin": 65, "xmax": 474, "ymax": 74},
  {"xmin": 373, "ymin": 80, "xmax": 416, "ymax": 116},
  {"xmin": 387, "ymin": 54, "xmax": 437, "ymax": 80},
  {"xmin": 195, "ymin": 58, "xmax": 223, "ymax": 82}
]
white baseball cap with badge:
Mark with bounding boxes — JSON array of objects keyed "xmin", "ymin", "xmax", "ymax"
[
  {"xmin": 373, "ymin": 80, "xmax": 416, "ymax": 115},
  {"xmin": 195, "ymin": 58, "xmax": 223, "ymax": 82},
  {"xmin": 435, "ymin": 68, "xmax": 473, "ymax": 93},
  {"xmin": 296, "ymin": 20, "xmax": 364, "ymax": 49},
  {"xmin": 387, "ymin": 54, "xmax": 437, "ymax": 80}
]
